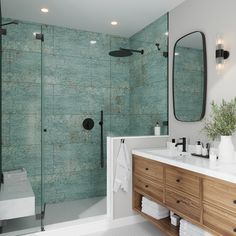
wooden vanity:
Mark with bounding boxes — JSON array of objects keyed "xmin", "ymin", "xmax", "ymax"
[{"xmin": 132, "ymin": 154, "xmax": 236, "ymax": 236}]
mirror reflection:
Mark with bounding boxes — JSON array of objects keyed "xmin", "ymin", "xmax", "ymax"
[{"xmin": 173, "ymin": 31, "xmax": 207, "ymax": 122}]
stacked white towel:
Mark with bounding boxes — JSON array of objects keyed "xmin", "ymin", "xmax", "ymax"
[
  {"xmin": 141, "ymin": 197, "xmax": 169, "ymax": 220},
  {"xmin": 180, "ymin": 219, "xmax": 213, "ymax": 236}
]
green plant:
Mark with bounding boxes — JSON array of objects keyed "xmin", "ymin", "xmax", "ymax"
[{"xmin": 203, "ymin": 97, "xmax": 236, "ymax": 140}]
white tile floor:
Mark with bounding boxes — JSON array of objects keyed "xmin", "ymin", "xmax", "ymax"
[
  {"xmin": 85, "ymin": 222, "xmax": 165, "ymax": 236},
  {"xmin": 2, "ymin": 197, "xmax": 106, "ymax": 234}
]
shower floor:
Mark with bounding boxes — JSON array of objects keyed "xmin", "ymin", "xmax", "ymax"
[{"xmin": 2, "ymin": 196, "xmax": 106, "ymax": 235}]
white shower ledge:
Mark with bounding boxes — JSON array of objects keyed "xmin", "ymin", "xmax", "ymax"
[
  {"xmin": 0, "ymin": 179, "xmax": 35, "ymax": 220},
  {"xmin": 132, "ymin": 148, "xmax": 236, "ymax": 184}
]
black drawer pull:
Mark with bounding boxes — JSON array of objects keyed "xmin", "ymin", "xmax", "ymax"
[
  {"xmin": 233, "ymin": 200, "xmax": 236, "ymax": 204},
  {"xmin": 176, "ymin": 179, "xmax": 180, "ymax": 183},
  {"xmin": 176, "ymin": 200, "xmax": 180, "ymax": 204},
  {"xmin": 145, "ymin": 167, "xmax": 149, "ymax": 171},
  {"xmin": 233, "ymin": 228, "xmax": 236, "ymax": 232},
  {"xmin": 145, "ymin": 185, "xmax": 149, "ymax": 188}
]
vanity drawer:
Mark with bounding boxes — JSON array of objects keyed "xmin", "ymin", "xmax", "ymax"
[
  {"xmin": 203, "ymin": 178, "xmax": 236, "ymax": 213},
  {"xmin": 165, "ymin": 167, "xmax": 200, "ymax": 197},
  {"xmin": 134, "ymin": 174, "xmax": 163, "ymax": 202},
  {"xmin": 165, "ymin": 188, "xmax": 201, "ymax": 222},
  {"xmin": 133, "ymin": 155, "xmax": 163, "ymax": 181},
  {"xmin": 203, "ymin": 204, "xmax": 236, "ymax": 236}
]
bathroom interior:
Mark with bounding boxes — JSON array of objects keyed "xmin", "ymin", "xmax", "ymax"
[{"xmin": 0, "ymin": 0, "xmax": 236, "ymax": 236}]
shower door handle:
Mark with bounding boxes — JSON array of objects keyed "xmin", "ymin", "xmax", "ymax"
[{"xmin": 99, "ymin": 110, "xmax": 104, "ymax": 168}]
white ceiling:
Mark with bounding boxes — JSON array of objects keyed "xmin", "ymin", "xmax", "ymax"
[{"xmin": 2, "ymin": 0, "xmax": 185, "ymax": 38}]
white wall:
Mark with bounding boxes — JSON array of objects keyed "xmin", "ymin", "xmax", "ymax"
[
  {"xmin": 107, "ymin": 136, "xmax": 168, "ymax": 219},
  {"xmin": 169, "ymin": 0, "xmax": 236, "ymax": 144}
]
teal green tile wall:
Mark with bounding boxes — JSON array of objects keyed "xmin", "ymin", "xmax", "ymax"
[
  {"xmin": 1, "ymin": 14, "xmax": 168, "ymax": 206},
  {"xmin": 43, "ymin": 26, "xmax": 129, "ymax": 203},
  {"xmin": 129, "ymin": 14, "xmax": 168, "ymax": 135}
]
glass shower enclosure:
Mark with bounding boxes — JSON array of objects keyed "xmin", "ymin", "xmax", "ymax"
[{"xmin": 0, "ymin": 1, "xmax": 168, "ymax": 234}]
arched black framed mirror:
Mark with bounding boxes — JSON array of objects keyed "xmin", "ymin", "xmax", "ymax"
[{"xmin": 173, "ymin": 31, "xmax": 207, "ymax": 122}]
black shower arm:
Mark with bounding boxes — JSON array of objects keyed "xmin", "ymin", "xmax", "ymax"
[
  {"xmin": 0, "ymin": 21, "xmax": 18, "ymax": 27},
  {"xmin": 120, "ymin": 48, "xmax": 144, "ymax": 54}
]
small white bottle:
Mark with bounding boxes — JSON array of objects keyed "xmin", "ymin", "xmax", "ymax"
[
  {"xmin": 202, "ymin": 147, "xmax": 208, "ymax": 156},
  {"xmin": 169, "ymin": 139, "xmax": 176, "ymax": 150},
  {"xmin": 154, "ymin": 122, "xmax": 160, "ymax": 136},
  {"xmin": 196, "ymin": 141, "xmax": 202, "ymax": 155}
]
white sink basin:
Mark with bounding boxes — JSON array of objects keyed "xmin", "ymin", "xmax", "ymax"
[{"xmin": 145, "ymin": 148, "xmax": 190, "ymax": 158}]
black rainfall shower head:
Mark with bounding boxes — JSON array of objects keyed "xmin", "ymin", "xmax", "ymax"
[
  {"xmin": 109, "ymin": 49, "xmax": 133, "ymax": 57},
  {"xmin": 109, "ymin": 47, "xmax": 144, "ymax": 57}
]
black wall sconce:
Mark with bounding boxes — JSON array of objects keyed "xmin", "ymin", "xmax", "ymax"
[{"xmin": 216, "ymin": 38, "xmax": 230, "ymax": 69}]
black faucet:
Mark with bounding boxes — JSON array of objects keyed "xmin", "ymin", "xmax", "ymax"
[{"xmin": 175, "ymin": 137, "xmax": 187, "ymax": 152}]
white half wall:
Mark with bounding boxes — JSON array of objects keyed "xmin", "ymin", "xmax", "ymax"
[
  {"xmin": 107, "ymin": 136, "xmax": 168, "ymax": 220},
  {"xmin": 169, "ymin": 0, "xmax": 236, "ymax": 144}
]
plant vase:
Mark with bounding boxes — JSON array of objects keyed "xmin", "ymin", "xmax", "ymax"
[{"xmin": 218, "ymin": 135, "xmax": 235, "ymax": 163}]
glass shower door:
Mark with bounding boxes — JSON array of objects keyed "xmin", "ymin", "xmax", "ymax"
[
  {"xmin": 40, "ymin": 25, "xmax": 108, "ymax": 225},
  {"xmin": 0, "ymin": 16, "xmax": 43, "ymax": 235}
]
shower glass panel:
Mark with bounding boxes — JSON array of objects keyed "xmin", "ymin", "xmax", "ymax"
[
  {"xmin": 0, "ymin": 18, "xmax": 42, "ymax": 234},
  {"xmin": 41, "ymin": 25, "xmax": 109, "ymax": 225}
]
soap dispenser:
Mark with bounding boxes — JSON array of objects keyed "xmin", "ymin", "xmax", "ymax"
[
  {"xmin": 196, "ymin": 141, "xmax": 202, "ymax": 155},
  {"xmin": 154, "ymin": 122, "xmax": 160, "ymax": 136}
]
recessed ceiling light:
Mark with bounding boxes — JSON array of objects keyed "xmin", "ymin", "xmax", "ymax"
[
  {"xmin": 175, "ymin": 52, "xmax": 179, "ymax": 56},
  {"xmin": 165, "ymin": 32, "xmax": 169, "ymax": 36},
  {"xmin": 41, "ymin": 8, "xmax": 49, "ymax": 13},
  {"xmin": 111, "ymin": 21, "xmax": 118, "ymax": 26},
  {"xmin": 90, "ymin": 40, "xmax": 97, "ymax": 44}
]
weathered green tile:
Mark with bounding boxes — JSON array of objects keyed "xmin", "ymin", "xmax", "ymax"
[
  {"xmin": 2, "ymin": 114, "xmax": 10, "ymax": 146},
  {"xmin": 2, "ymin": 50, "xmax": 41, "ymax": 83},
  {"xmin": 43, "ymin": 54, "xmax": 92, "ymax": 86},
  {"xmin": 2, "ymin": 20, "xmax": 42, "ymax": 52},
  {"xmin": 111, "ymin": 88, "xmax": 130, "ymax": 114},
  {"xmin": 2, "ymin": 82, "xmax": 41, "ymax": 114}
]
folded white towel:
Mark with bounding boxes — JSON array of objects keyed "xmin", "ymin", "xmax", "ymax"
[
  {"xmin": 142, "ymin": 197, "xmax": 168, "ymax": 211},
  {"xmin": 142, "ymin": 207, "xmax": 169, "ymax": 220},
  {"xmin": 142, "ymin": 206, "xmax": 169, "ymax": 217},
  {"xmin": 141, "ymin": 203, "xmax": 169, "ymax": 215},
  {"xmin": 180, "ymin": 228, "xmax": 202, "ymax": 236},
  {"xmin": 180, "ymin": 219, "xmax": 213, "ymax": 236},
  {"xmin": 180, "ymin": 229, "xmax": 212, "ymax": 236},
  {"xmin": 180, "ymin": 226, "xmax": 212, "ymax": 236},
  {"xmin": 113, "ymin": 142, "xmax": 130, "ymax": 192}
]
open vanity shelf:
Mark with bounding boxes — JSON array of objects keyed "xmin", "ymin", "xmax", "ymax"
[
  {"xmin": 132, "ymin": 154, "xmax": 236, "ymax": 236},
  {"xmin": 133, "ymin": 189, "xmax": 179, "ymax": 236}
]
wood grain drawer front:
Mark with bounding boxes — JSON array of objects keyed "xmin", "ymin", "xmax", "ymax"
[
  {"xmin": 204, "ymin": 204, "xmax": 236, "ymax": 236},
  {"xmin": 203, "ymin": 179, "xmax": 236, "ymax": 214},
  {"xmin": 165, "ymin": 188, "xmax": 201, "ymax": 222},
  {"xmin": 133, "ymin": 156, "xmax": 163, "ymax": 181},
  {"xmin": 134, "ymin": 175, "xmax": 164, "ymax": 202},
  {"xmin": 165, "ymin": 167, "xmax": 200, "ymax": 197}
]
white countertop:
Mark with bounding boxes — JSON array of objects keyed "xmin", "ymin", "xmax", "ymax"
[{"xmin": 132, "ymin": 148, "xmax": 236, "ymax": 184}]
